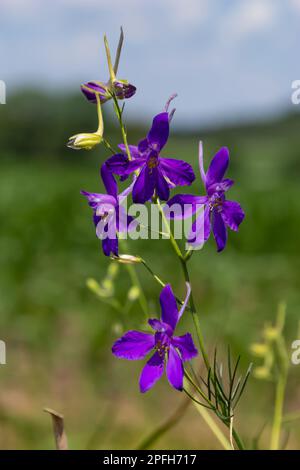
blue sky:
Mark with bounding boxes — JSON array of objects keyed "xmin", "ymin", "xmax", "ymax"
[{"xmin": 1, "ymin": 0, "xmax": 299, "ymax": 126}]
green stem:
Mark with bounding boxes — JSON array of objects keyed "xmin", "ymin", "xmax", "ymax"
[
  {"xmin": 270, "ymin": 373, "xmax": 287, "ymax": 450},
  {"xmin": 156, "ymin": 197, "xmax": 210, "ymax": 370},
  {"xmin": 184, "ymin": 370, "xmax": 214, "ymax": 408},
  {"xmin": 156, "ymin": 197, "xmax": 183, "ymax": 260},
  {"xmin": 125, "ymin": 263, "xmax": 148, "ymax": 318},
  {"xmin": 270, "ymin": 308, "xmax": 289, "ymax": 450},
  {"xmin": 95, "ymin": 94, "xmax": 104, "ymax": 136},
  {"xmin": 119, "ymin": 240, "xmax": 148, "ymax": 317},
  {"xmin": 192, "ymin": 400, "xmax": 232, "ymax": 450},
  {"xmin": 102, "ymin": 138, "xmax": 117, "ymax": 154},
  {"xmin": 110, "ymin": 92, "xmax": 132, "ymax": 160},
  {"xmin": 231, "ymin": 427, "xmax": 245, "ymax": 450},
  {"xmin": 140, "ymin": 258, "xmax": 191, "ymax": 310},
  {"xmin": 137, "ymin": 398, "xmax": 190, "ymax": 450},
  {"xmin": 180, "ymin": 259, "xmax": 210, "ymax": 371}
]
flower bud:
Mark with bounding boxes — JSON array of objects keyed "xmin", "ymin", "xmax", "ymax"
[
  {"xmin": 127, "ymin": 286, "xmax": 140, "ymax": 301},
  {"xmin": 110, "ymin": 254, "xmax": 142, "ymax": 264},
  {"xmin": 250, "ymin": 343, "xmax": 269, "ymax": 357},
  {"xmin": 67, "ymin": 132, "xmax": 102, "ymax": 151},
  {"xmin": 253, "ymin": 366, "xmax": 272, "ymax": 380},
  {"xmin": 263, "ymin": 326, "xmax": 279, "ymax": 341}
]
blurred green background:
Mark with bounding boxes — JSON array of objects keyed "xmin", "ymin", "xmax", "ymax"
[{"xmin": 0, "ymin": 91, "xmax": 300, "ymax": 449}]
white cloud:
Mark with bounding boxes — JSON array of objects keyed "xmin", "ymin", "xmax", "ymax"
[
  {"xmin": 223, "ymin": 0, "xmax": 277, "ymax": 40},
  {"xmin": 290, "ymin": 0, "xmax": 300, "ymax": 12},
  {"xmin": 165, "ymin": 0, "xmax": 211, "ymax": 29}
]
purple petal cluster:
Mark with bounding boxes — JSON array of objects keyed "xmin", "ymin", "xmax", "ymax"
[
  {"xmin": 104, "ymin": 112, "xmax": 195, "ymax": 203},
  {"xmin": 81, "ymin": 169, "xmax": 135, "ymax": 257},
  {"xmin": 112, "ymin": 284, "xmax": 198, "ymax": 392},
  {"xmin": 81, "ymin": 80, "xmax": 136, "ymax": 105},
  {"xmin": 167, "ymin": 143, "xmax": 245, "ymax": 252}
]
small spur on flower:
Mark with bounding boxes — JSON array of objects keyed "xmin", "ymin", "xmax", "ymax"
[
  {"xmin": 104, "ymin": 104, "xmax": 195, "ymax": 204},
  {"xmin": 166, "ymin": 142, "xmax": 245, "ymax": 252},
  {"xmin": 112, "ymin": 284, "xmax": 198, "ymax": 392},
  {"xmin": 81, "ymin": 27, "xmax": 136, "ymax": 105}
]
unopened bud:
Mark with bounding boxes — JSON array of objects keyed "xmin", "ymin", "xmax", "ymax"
[
  {"xmin": 110, "ymin": 254, "xmax": 142, "ymax": 265},
  {"xmin": 128, "ymin": 286, "xmax": 140, "ymax": 302},
  {"xmin": 253, "ymin": 366, "xmax": 271, "ymax": 380},
  {"xmin": 250, "ymin": 343, "xmax": 269, "ymax": 357},
  {"xmin": 67, "ymin": 132, "xmax": 102, "ymax": 150}
]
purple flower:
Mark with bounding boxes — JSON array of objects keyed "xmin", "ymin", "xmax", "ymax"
[
  {"xmin": 81, "ymin": 167, "xmax": 135, "ymax": 257},
  {"xmin": 166, "ymin": 142, "xmax": 245, "ymax": 252},
  {"xmin": 104, "ymin": 112, "xmax": 195, "ymax": 203},
  {"xmin": 112, "ymin": 284, "xmax": 198, "ymax": 393},
  {"xmin": 81, "ymin": 29, "xmax": 136, "ymax": 105},
  {"xmin": 81, "ymin": 80, "xmax": 136, "ymax": 105}
]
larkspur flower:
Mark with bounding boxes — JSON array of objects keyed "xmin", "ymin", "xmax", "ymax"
[
  {"xmin": 81, "ymin": 168, "xmax": 135, "ymax": 257},
  {"xmin": 104, "ymin": 111, "xmax": 195, "ymax": 203},
  {"xmin": 81, "ymin": 28, "xmax": 136, "ymax": 105},
  {"xmin": 166, "ymin": 142, "xmax": 245, "ymax": 252},
  {"xmin": 112, "ymin": 284, "xmax": 198, "ymax": 393}
]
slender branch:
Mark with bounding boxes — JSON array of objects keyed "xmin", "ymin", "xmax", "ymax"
[
  {"xmin": 140, "ymin": 258, "xmax": 191, "ymax": 311},
  {"xmin": 180, "ymin": 259, "xmax": 210, "ymax": 371},
  {"xmin": 270, "ymin": 373, "xmax": 287, "ymax": 450},
  {"xmin": 137, "ymin": 398, "xmax": 190, "ymax": 450},
  {"xmin": 119, "ymin": 240, "xmax": 148, "ymax": 317},
  {"xmin": 190, "ymin": 396, "xmax": 232, "ymax": 450},
  {"xmin": 110, "ymin": 92, "xmax": 132, "ymax": 160}
]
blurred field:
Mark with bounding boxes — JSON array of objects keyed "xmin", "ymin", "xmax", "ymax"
[{"xmin": 0, "ymin": 93, "xmax": 300, "ymax": 449}]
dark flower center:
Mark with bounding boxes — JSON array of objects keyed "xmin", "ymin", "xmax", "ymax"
[
  {"xmin": 147, "ymin": 155, "xmax": 159, "ymax": 170},
  {"xmin": 209, "ymin": 194, "xmax": 223, "ymax": 212},
  {"xmin": 155, "ymin": 339, "xmax": 169, "ymax": 357}
]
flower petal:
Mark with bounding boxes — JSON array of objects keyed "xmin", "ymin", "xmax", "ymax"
[
  {"xmin": 207, "ymin": 179, "xmax": 234, "ymax": 195},
  {"xmin": 138, "ymin": 138, "xmax": 149, "ymax": 156},
  {"xmin": 178, "ymin": 282, "xmax": 191, "ymax": 320},
  {"xmin": 166, "ymin": 345, "xmax": 184, "ymax": 391},
  {"xmin": 116, "ymin": 205, "xmax": 130, "ymax": 233},
  {"xmin": 102, "ymin": 236, "xmax": 118, "ymax": 257},
  {"xmin": 156, "ymin": 168, "xmax": 170, "ymax": 201},
  {"xmin": 118, "ymin": 144, "xmax": 140, "ymax": 159},
  {"xmin": 221, "ymin": 200, "xmax": 245, "ymax": 231},
  {"xmin": 112, "ymin": 331, "xmax": 155, "ymax": 360},
  {"xmin": 80, "ymin": 191, "xmax": 116, "ymax": 210},
  {"xmin": 188, "ymin": 205, "xmax": 211, "ymax": 247},
  {"xmin": 205, "ymin": 147, "xmax": 229, "ymax": 190},
  {"xmin": 148, "ymin": 319, "xmax": 173, "ymax": 336},
  {"xmin": 105, "ymin": 153, "xmax": 144, "ymax": 176},
  {"xmin": 81, "ymin": 81, "xmax": 108, "ymax": 104},
  {"xmin": 172, "ymin": 333, "xmax": 198, "ymax": 361},
  {"xmin": 139, "ymin": 351, "xmax": 165, "ymax": 393},
  {"xmin": 147, "ymin": 112, "xmax": 169, "ymax": 151},
  {"xmin": 113, "ymin": 81, "xmax": 136, "ymax": 100},
  {"xmin": 165, "ymin": 194, "xmax": 208, "ymax": 220},
  {"xmin": 212, "ymin": 209, "xmax": 227, "ymax": 252},
  {"xmin": 101, "ymin": 163, "xmax": 118, "ymax": 199},
  {"xmin": 159, "ymin": 158, "xmax": 195, "ymax": 187},
  {"xmin": 160, "ymin": 285, "xmax": 178, "ymax": 332},
  {"xmin": 132, "ymin": 165, "xmax": 156, "ymax": 203}
]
